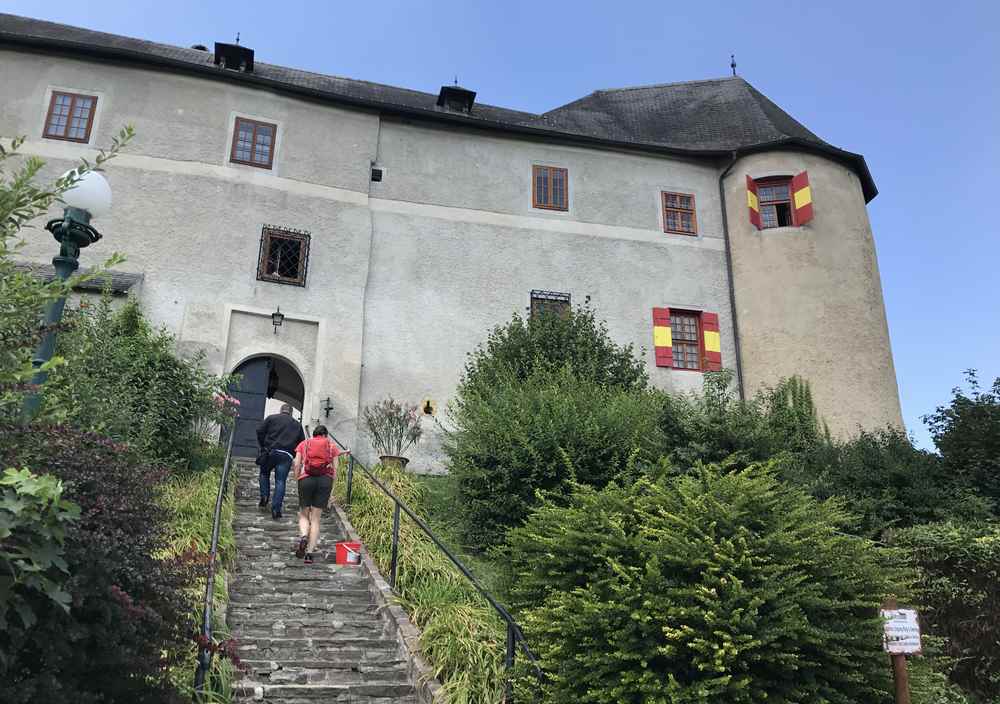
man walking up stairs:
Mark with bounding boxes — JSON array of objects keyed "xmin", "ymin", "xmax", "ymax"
[{"xmin": 228, "ymin": 459, "xmax": 420, "ymax": 703}]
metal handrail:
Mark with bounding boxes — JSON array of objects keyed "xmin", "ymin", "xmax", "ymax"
[
  {"xmin": 327, "ymin": 431, "xmax": 543, "ymax": 702},
  {"xmin": 193, "ymin": 428, "xmax": 236, "ymax": 694}
]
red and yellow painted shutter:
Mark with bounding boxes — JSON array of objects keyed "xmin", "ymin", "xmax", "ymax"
[
  {"xmin": 791, "ymin": 171, "xmax": 813, "ymax": 225},
  {"xmin": 652, "ymin": 307, "xmax": 672, "ymax": 367},
  {"xmin": 746, "ymin": 175, "xmax": 761, "ymax": 229},
  {"xmin": 701, "ymin": 312, "xmax": 722, "ymax": 371}
]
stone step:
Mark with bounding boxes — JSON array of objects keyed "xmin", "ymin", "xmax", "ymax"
[
  {"xmin": 240, "ymin": 660, "xmax": 411, "ymax": 685},
  {"xmin": 228, "ymin": 603, "xmax": 378, "ymax": 622},
  {"xmin": 235, "ymin": 637, "xmax": 400, "ymax": 660},
  {"xmin": 229, "ymin": 591, "xmax": 371, "ymax": 607},
  {"xmin": 235, "ymin": 682, "xmax": 416, "ymax": 702},
  {"xmin": 230, "ymin": 621, "xmax": 387, "ymax": 641},
  {"xmin": 230, "ymin": 584, "xmax": 370, "ymax": 599}
]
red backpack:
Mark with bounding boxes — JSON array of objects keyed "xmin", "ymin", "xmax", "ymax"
[{"xmin": 302, "ymin": 437, "xmax": 333, "ymax": 476}]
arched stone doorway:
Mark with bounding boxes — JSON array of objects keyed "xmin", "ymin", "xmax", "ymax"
[{"xmin": 227, "ymin": 355, "xmax": 305, "ymax": 458}]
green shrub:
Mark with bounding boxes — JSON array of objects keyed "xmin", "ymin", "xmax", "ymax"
[
  {"xmin": 460, "ymin": 303, "xmax": 647, "ymax": 396},
  {"xmin": 0, "ymin": 467, "xmax": 79, "ymax": 630},
  {"xmin": 0, "ymin": 424, "xmax": 197, "ymax": 703},
  {"xmin": 785, "ymin": 428, "xmax": 992, "ymax": 539},
  {"xmin": 892, "ymin": 521, "xmax": 1000, "ymax": 701},
  {"xmin": 41, "ymin": 297, "xmax": 232, "ymax": 471},
  {"xmin": 335, "ymin": 464, "xmax": 507, "ymax": 703},
  {"xmin": 446, "ymin": 365, "xmax": 667, "ymax": 550},
  {"xmin": 505, "ymin": 466, "xmax": 904, "ymax": 703}
]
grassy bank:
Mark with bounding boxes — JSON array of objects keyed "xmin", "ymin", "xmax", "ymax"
[
  {"xmin": 160, "ymin": 466, "xmax": 237, "ymax": 703},
  {"xmin": 335, "ymin": 465, "xmax": 507, "ymax": 703}
]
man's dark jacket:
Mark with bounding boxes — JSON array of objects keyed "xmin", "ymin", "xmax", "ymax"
[{"xmin": 256, "ymin": 413, "xmax": 305, "ymax": 454}]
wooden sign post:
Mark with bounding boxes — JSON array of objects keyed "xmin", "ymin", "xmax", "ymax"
[{"xmin": 881, "ymin": 598, "xmax": 921, "ymax": 704}]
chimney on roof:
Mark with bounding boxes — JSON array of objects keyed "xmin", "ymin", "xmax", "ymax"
[
  {"xmin": 214, "ymin": 42, "xmax": 254, "ymax": 73},
  {"xmin": 437, "ymin": 85, "xmax": 476, "ymax": 114},
  {"xmin": 191, "ymin": 44, "xmax": 208, "ymax": 51}
]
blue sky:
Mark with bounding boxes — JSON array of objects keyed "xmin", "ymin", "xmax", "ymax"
[{"xmin": 7, "ymin": 0, "xmax": 998, "ymax": 447}]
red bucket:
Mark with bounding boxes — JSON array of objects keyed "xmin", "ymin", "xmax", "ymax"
[{"xmin": 335, "ymin": 541, "xmax": 362, "ymax": 565}]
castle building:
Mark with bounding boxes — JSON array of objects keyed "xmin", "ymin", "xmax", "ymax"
[{"xmin": 0, "ymin": 14, "xmax": 902, "ymax": 466}]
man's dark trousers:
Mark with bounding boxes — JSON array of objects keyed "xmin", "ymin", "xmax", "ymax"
[{"xmin": 260, "ymin": 449, "xmax": 294, "ymax": 515}]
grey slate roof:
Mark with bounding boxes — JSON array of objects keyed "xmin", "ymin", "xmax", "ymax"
[
  {"xmin": 14, "ymin": 263, "xmax": 142, "ymax": 295},
  {"xmin": 0, "ymin": 13, "xmax": 876, "ymax": 200}
]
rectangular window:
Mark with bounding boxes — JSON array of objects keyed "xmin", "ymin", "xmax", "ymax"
[
  {"xmin": 757, "ymin": 177, "xmax": 794, "ymax": 228},
  {"xmin": 670, "ymin": 310, "xmax": 702, "ymax": 370},
  {"xmin": 44, "ymin": 91, "xmax": 97, "ymax": 143},
  {"xmin": 662, "ymin": 192, "xmax": 697, "ymax": 235},
  {"xmin": 231, "ymin": 117, "xmax": 277, "ymax": 169},
  {"xmin": 257, "ymin": 225, "xmax": 310, "ymax": 286},
  {"xmin": 530, "ymin": 290, "xmax": 570, "ymax": 319},
  {"xmin": 532, "ymin": 166, "xmax": 568, "ymax": 211}
]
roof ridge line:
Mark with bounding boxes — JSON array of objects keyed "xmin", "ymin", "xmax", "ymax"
[{"xmin": 594, "ymin": 76, "xmax": 742, "ymax": 93}]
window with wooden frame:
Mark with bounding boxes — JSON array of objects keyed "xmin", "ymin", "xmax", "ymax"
[
  {"xmin": 43, "ymin": 91, "xmax": 98, "ymax": 143},
  {"xmin": 670, "ymin": 310, "xmax": 702, "ymax": 370},
  {"xmin": 532, "ymin": 166, "xmax": 568, "ymax": 211},
  {"xmin": 530, "ymin": 290, "xmax": 571, "ymax": 319},
  {"xmin": 231, "ymin": 117, "xmax": 277, "ymax": 169},
  {"xmin": 662, "ymin": 191, "xmax": 697, "ymax": 235},
  {"xmin": 756, "ymin": 177, "xmax": 794, "ymax": 228},
  {"xmin": 257, "ymin": 225, "xmax": 310, "ymax": 286}
]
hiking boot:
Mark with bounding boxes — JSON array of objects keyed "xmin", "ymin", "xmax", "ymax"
[
  {"xmin": 303, "ymin": 553, "xmax": 314, "ymax": 565},
  {"xmin": 272, "ymin": 510, "xmax": 282, "ymax": 520},
  {"xmin": 258, "ymin": 497, "xmax": 268, "ymax": 508},
  {"xmin": 295, "ymin": 537, "xmax": 308, "ymax": 559}
]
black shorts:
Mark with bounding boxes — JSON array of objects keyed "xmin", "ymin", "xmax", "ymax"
[{"xmin": 298, "ymin": 475, "xmax": 333, "ymax": 509}]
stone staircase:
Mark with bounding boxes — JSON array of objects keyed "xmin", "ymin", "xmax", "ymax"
[{"xmin": 228, "ymin": 460, "xmax": 421, "ymax": 703}]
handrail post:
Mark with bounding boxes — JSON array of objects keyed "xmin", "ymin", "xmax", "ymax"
[
  {"xmin": 505, "ymin": 620, "xmax": 516, "ymax": 704},
  {"xmin": 346, "ymin": 454, "xmax": 354, "ymax": 505},
  {"xmin": 389, "ymin": 500, "xmax": 401, "ymax": 589}
]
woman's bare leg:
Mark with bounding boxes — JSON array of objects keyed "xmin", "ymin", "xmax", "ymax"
[
  {"xmin": 307, "ymin": 507, "xmax": 323, "ymax": 553},
  {"xmin": 298, "ymin": 508, "xmax": 310, "ymax": 540}
]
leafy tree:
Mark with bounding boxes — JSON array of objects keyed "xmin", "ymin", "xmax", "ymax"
[
  {"xmin": 924, "ymin": 370, "xmax": 1000, "ymax": 506},
  {"xmin": 446, "ymin": 365, "xmax": 666, "ymax": 550},
  {"xmin": 459, "ymin": 303, "xmax": 648, "ymax": 396},
  {"xmin": 0, "ymin": 130, "xmax": 132, "ymax": 422},
  {"xmin": 0, "ymin": 425, "xmax": 197, "ymax": 704},
  {"xmin": 506, "ymin": 466, "xmax": 904, "ymax": 704}
]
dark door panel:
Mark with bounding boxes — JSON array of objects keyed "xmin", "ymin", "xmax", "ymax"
[{"xmin": 226, "ymin": 357, "xmax": 271, "ymax": 458}]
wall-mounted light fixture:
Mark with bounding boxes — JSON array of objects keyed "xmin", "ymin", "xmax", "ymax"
[
  {"xmin": 321, "ymin": 397, "xmax": 334, "ymax": 418},
  {"xmin": 271, "ymin": 306, "xmax": 284, "ymax": 334}
]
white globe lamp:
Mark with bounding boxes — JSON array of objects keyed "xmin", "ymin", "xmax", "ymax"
[{"xmin": 62, "ymin": 169, "xmax": 112, "ymax": 219}]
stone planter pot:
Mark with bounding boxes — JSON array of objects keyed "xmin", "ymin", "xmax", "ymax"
[{"xmin": 379, "ymin": 455, "xmax": 410, "ymax": 470}]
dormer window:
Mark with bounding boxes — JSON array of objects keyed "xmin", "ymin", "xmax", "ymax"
[{"xmin": 231, "ymin": 117, "xmax": 276, "ymax": 169}]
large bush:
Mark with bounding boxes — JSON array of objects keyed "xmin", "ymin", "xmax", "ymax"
[
  {"xmin": 505, "ymin": 466, "xmax": 902, "ymax": 703},
  {"xmin": 41, "ymin": 297, "xmax": 231, "ymax": 471},
  {"xmin": 446, "ymin": 365, "xmax": 666, "ymax": 550},
  {"xmin": 892, "ymin": 521, "xmax": 1000, "ymax": 702},
  {"xmin": 0, "ymin": 424, "xmax": 197, "ymax": 704},
  {"xmin": 459, "ymin": 304, "xmax": 648, "ymax": 396}
]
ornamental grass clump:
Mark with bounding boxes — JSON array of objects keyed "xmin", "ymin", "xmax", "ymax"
[
  {"xmin": 505, "ymin": 464, "xmax": 906, "ymax": 704},
  {"xmin": 362, "ymin": 397, "xmax": 423, "ymax": 459}
]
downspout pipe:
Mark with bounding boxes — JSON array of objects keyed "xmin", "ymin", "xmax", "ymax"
[{"xmin": 718, "ymin": 152, "xmax": 746, "ymax": 400}]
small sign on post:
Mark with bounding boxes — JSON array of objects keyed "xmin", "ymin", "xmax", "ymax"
[{"xmin": 882, "ymin": 600, "xmax": 921, "ymax": 704}]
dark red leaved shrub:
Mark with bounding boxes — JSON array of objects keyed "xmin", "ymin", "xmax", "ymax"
[{"xmin": 0, "ymin": 424, "xmax": 196, "ymax": 704}]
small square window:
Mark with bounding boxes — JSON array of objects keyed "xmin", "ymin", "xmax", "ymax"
[
  {"xmin": 532, "ymin": 166, "xmax": 568, "ymax": 211},
  {"xmin": 257, "ymin": 226, "xmax": 309, "ymax": 286},
  {"xmin": 670, "ymin": 310, "xmax": 702, "ymax": 370},
  {"xmin": 44, "ymin": 91, "xmax": 98, "ymax": 143},
  {"xmin": 662, "ymin": 191, "xmax": 697, "ymax": 235},
  {"xmin": 231, "ymin": 117, "xmax": 277, "ymax": 169},
  {"xmin": 756, "ymin": 177, "xmax": 794, "ymax": 228},
  {"xmin": 530, "ymin": 290, "xmax": 570, "ymax": 319}
]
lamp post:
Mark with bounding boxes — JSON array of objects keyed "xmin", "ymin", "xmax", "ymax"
[{"xmin": 21, "ymin": 170, "xmax": 112, "ymax": 420}]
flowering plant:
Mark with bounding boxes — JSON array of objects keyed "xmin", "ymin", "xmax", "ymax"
[{"xmin": 363, "ymin": 398, "xmax": 422, "ymax": 457}]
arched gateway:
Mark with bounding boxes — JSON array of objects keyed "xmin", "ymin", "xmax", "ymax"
[{"xmin": 227, "ymin": 355, "xmax": 305, "ymax": 458}]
